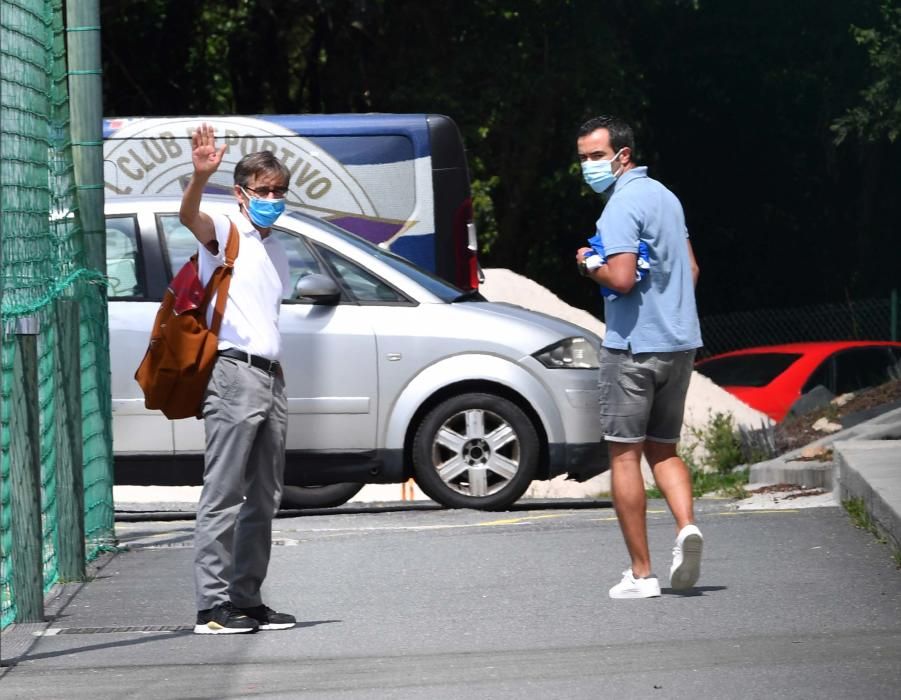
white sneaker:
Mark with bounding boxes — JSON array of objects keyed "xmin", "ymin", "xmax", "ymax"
[
  {"xmin": 609, "ymin": 568, "xmax": 661, "ymax": 599},
  {"xmin": 670, "ymin": 524, "xmax": 703, "ymax": 590}
]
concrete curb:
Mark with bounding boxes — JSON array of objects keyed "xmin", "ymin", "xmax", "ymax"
[
  {"xmin": 749, "ymin": 406, "xmax": 901, "ymax": 489},
  {"xmin": 834, "ymin": 440, "xmax": 901, "ymax": 552}
]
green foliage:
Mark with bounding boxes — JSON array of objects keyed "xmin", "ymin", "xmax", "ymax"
[
  {"xmin": 832, "ymin": 1, "xmax": 901, "ymax": 144},
  {"xmin": 646, "ymin": 469, "xmax": 748, "ymax": 500},
  {"xmin": 688, "ymin": 412, "xmax": 745, "ymax": 475},
  {"xmin": 843, "ymin": 498, "xmax": 901, "ymax": 568},
  {"xmin": 843, "ymin": 497, "xmax": 882, "ymax": 539},
  {"xmin": 100, "ymin": 0, "xmax": 901, "ymax": 316}
]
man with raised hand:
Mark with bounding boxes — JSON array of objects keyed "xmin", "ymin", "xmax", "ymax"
[{"xmin": 180, "ymin": 123, "xmax": 296, "ymax": 633}]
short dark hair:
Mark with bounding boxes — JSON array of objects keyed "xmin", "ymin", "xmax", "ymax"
[
  {"xmin": 577, "ymin": 115, "xmax": 635, "ymax": 155},
  {"xmin": 234, "ymin": 151, "xmax": 290, "ymax": 188}
]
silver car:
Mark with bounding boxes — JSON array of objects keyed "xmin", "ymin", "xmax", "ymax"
[{"xmin": 107, "ymin": 195, "xmax": 607, "ymax": 510}]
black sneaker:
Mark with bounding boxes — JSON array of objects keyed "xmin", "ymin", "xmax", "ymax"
[
  {"xmin": 237, "ymin": 604, "xmax": 296, "ymax": 631},
  {"xmin": 194, "ymin": 602, "xmax": 259, "ymax": 635}
]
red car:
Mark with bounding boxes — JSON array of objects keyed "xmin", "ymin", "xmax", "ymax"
[{"xmin": 694, "ymin": 341, "xmax": 901, "ymax": 421}]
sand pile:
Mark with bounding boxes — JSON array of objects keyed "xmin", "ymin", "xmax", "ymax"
[{"xmin": 479, "ymin": 268, "xmax": 771, "ymax": 496}]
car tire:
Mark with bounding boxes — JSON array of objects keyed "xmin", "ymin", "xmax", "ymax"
[
  {"xmin": 280, "ymin": 483, "xmax": 364, "ymax": 509},
  {"xmin": 412, "ymin": 393, "xmax": 539, "ymax": 510}
]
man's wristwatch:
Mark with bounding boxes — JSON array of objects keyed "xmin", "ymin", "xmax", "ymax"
[{"xmin": 578, "ymin": 258, "xmax": 589, "ymax": 276}]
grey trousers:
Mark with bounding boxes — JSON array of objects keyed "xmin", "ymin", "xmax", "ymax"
[{"xmin": 194, "ymin": 356, "xmax": 288, "ymax": 611}]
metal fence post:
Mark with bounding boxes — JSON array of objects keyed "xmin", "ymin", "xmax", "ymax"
[
  {"xmin": 891, "ymin": 289, "xmax": 898, "ymax": 342},
  {"xmin": 54, "ymin": 299, "xmax": 85, "ymax": 581},
  {"xmin": 9, "ymin": 316, "xmax": 45, "ymax": 622}
]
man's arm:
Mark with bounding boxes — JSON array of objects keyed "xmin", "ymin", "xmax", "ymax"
[
  {"xmin": 687, "ymin": 239, "xmax": 700, "ymax": 288},
  {"xmin": 577, "ymin": 248, "xmax": 638, "ymax": 295},
  {"xmin": 179, "ymin": 123, "xmax": 227, "ymax": 246}
]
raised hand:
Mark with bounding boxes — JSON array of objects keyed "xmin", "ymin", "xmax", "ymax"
[{"xmin": 191, "ymin": 123, "xmax": 227, "ymax": 177}]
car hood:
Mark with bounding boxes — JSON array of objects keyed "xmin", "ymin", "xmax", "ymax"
[{"xmin": 461, "ymin": 300, "xmax": 603, "ymax": 347}]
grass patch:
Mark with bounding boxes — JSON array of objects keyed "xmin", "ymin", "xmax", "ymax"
[
  {"xmin": 842, "ymin": 497, "xmax": 901, "ymax": 568},
  {"xmin": 647, "ymin": 468, "xmax": 748, "ymax": 499},
  {"xmin": 842, "ymin": 497, "xmax": 884, "ymax": 541}
]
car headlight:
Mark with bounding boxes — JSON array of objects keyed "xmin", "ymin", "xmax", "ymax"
[{"xmin": 533, "ymin": 337, "xmax": 599, "ymax": 369}]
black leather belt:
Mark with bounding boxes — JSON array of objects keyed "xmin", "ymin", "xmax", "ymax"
[{"xmin": 217, "ymin": 348, "xmax": 280, "ymax": 374}]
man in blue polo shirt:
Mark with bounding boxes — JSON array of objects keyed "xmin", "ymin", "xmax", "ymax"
[{"xmin": 575, "ymin": 115, "xmax": 705, "ymax": 599}]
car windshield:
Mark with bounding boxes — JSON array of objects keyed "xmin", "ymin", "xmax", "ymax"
[
  {"xmin": 695, "ymin": 352, "xmax": 803, "ymax": 387},
  {"xmin": 286, "ymin": 211, "xmax": 484, "ymax": 303}
]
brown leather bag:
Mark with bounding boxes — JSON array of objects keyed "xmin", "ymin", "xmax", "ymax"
[{"xmin": 135, "ymin": 223, "xmax": 239, "ymax": 419}]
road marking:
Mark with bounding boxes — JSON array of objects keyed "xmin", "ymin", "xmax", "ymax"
[
  {"xmin": 273, "ymin": 513, "xmax": 578, "ymax": 535},
  {"xmin": 711, "ymin": 509, "xmax": 801, "ymax": 516},
  {"xmin": 475, "ymin": 514, "xmax": 572, "ymax": 527}
]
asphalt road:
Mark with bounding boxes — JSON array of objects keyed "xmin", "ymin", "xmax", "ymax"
[{"xmin": 2, "ymin": 499, "xmax": 900, "ymax": 699}]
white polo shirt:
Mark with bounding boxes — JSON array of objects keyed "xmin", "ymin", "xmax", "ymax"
[{"xmin": 197, "ymin": 212, "xmax": 291, "ymax": 361}]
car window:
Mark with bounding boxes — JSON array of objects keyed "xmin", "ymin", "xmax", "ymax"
[
  {"xmin": 285, "ymin": 211, "xmax": 464, "ymax": 302},
  {"xmin": 694, "ymin": 353, "xmax": 802, "ymax": 387},
  {"xmin": 833, "ymin": 347, "xmax": 897, "ymax": 395},
  {"xmin": 158, "ymin": 215, "xmax": 197, "ymax": 277},
  {"xmin": 105, "ymin": 215, "xmax": 144, "ymax": 298},
  {"xmin": 316, "ymin": 245, "xmax": 406, "ymax": 303},
  {"xmin": 270, "ymin": 229, "xmax": 328, "ymax": 299},
  {"xmin": 890, "ymin": 348, "xmax": 901, "ymax": 381},
  {"xmin": 801, "ymin": 358, "xmax": 835, "ymax": 394}
]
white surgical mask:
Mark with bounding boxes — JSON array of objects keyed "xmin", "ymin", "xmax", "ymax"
[{"xmin": 581, "ymin": 148, "xmax": 625, "ymax": 193}]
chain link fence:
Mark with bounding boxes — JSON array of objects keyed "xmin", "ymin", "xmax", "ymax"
[
  {"xmin": 699, "ymin": 295, "xmax": 897, "ymax": 359},
  {"xmin": 1, "ymin": 0, "xmax": 113, "ymax": 631}
]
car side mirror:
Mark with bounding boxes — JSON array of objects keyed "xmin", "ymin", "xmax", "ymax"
[{"xmin": 294, "ymin": 273, "xmax": 341, "ymax": 304}]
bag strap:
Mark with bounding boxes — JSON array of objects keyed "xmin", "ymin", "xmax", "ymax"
[{"xmin": 205, "ymin": 222, "xmax": 240, "ymax": 336}]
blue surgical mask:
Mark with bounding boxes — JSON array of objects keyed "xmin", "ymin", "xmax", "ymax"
[
  {"xmin": 581, "ymin": 149, "xmax": 624, "ymax": 193},
  {"xmin": 241, "ymin": 187, "xmax": 286, "ymax": 228}
]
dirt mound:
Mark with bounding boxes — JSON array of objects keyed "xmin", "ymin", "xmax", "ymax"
[{"xmin": 480, "ymin": 268, "xmax": 772, "ymax": 437}]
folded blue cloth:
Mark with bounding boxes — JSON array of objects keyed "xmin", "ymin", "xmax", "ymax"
[{"xmin": 584, "ymin": 233, "xmax": 650, "ymax": 300}]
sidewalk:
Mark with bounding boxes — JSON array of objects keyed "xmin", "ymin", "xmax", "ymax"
[{"xmin": 749, "ymin": 405, "xmax": 901, "ymax": 550}]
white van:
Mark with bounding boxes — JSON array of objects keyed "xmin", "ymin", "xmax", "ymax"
[{"xmin": 103, "ymin": 113, "xmax": 480, "ymax": 290}]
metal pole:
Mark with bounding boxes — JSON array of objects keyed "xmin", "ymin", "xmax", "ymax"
[
  {"xmin": 66, "ymin": 0, "xmax": 115, "ymax": 541},
  {"xmin": 54, "ymin": 300, "xmax": 85, "ymax": 581},
  {"xmin": 9, "ymin": 317, "xmax": 45, "ymax": 622},
  {"xmin": 65, "ymin": 0, "xmax": 105, "ymax": 274},
  {"xmin": 891, "ymin": 289, "xmax": 898, "ymax": 342}
]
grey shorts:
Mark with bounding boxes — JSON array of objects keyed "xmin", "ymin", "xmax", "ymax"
[{"xmin": 598, "ymin": 347, "xmax": 696, "ymax": 444}]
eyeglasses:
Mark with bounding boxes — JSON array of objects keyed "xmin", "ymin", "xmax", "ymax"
[{"xmin": 243, "ymin": 185, "xmax": 289, "ymax": 198}]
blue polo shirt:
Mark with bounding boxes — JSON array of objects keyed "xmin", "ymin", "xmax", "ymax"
[{"xmin": 596, "ymin": 166, "xmax": 702, "ymax": 353}]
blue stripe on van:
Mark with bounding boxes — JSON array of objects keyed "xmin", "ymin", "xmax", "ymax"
[
  {"xmin": 260, "ymin": 114, "xmax": 431, "ymax": 162},
  {"xmin": 305, "ymin": 135, "xmax": 413, "ymax": 165},
  {"xmin": 389, "ymin": 233, "xmax": 436, "ymax": 272}
]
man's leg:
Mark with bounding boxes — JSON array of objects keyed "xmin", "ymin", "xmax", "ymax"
[
  {"xmin": 194, "ymin": 359, "xmax": 259, "ymax": 615},
  {"xmin": 229, "ymin": 371, "xmax": 288, "ymax": 608},
  {"xmin": 643, "ymin": 351, "xmax": 703, "ymax": 590},
  {"xmin": 644, "ymin": 440, "xmax": 694, "ymax": 533},
  {"xmin": 609, "ymin": 440, "xmax": 652, "ymax": 578}
]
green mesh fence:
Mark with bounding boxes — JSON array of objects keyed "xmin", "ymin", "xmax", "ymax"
[{"xmin": 1, "ymin": 0, "xmax": 113, "ymax": 630}]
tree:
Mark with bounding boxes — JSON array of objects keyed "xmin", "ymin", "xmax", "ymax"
[{"xmin": 832, "ymin": 1, "xmax": 901, "ymax": 145}]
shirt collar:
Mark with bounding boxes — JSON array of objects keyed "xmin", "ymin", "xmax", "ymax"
[
  {"xmin": 612, "ymin": 166, "xmax": 648, "ymax": 194},
  {"xmin": 231, "ymin": 213, "xmax": 263, "ymax": 239}
]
